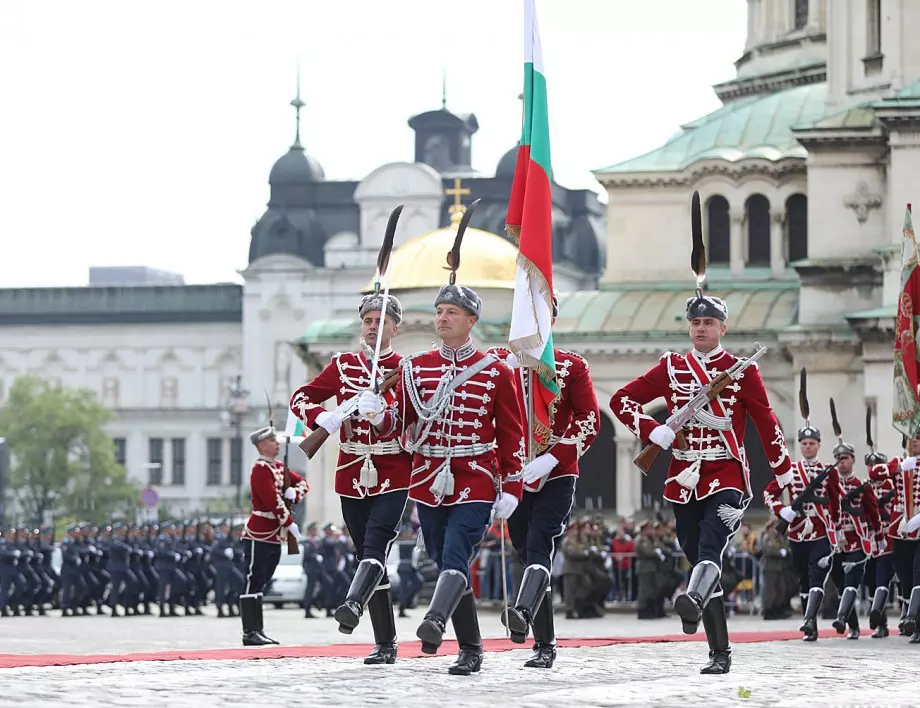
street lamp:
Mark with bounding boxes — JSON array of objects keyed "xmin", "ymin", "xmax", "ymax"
[{"xmin": 223, "ymin": 374, "xmax": 249, "ymax": 510}]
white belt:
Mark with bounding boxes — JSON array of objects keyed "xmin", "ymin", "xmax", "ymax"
[
  {"xmin": 673, "ymin": 447, "xmax": 730, "ymax": 462},
  {"xmin": 416, "ymin": 442, "xmax": 497, "ymax": 458},
  {"xmin": 840, "ymin": 523, "xmax": 856, "ymax": 532},
  {"xmin": 340, "ymin": 440, "xmax": 403, "ymax": 456},
  {"xmin": 251, "ymin": 511, "xmax": 275, "ymax": 520}
]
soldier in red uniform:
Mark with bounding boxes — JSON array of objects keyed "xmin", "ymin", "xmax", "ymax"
[
  {"xmin": 359, "ymin": 280, "xmax": 526, "ymax": 676},
  {"xmin": 612, "ymin": 293, "xmax": 793, "ymax": 674},
  {"xmin": 869, "ymin": 432, "xmax": 920, "ymax": 641},
  {"xmin": 487, "ymin": 295, "xmax": 600, "ymax": 669},
  {"xmin": 825, "ymin": 423, "xmax": 883, "ymax": 640},
  {"xmin": 866, "ymin": 447, "xmax": 895, "ymax": 638},
  {"xmin": 762, "ymin": 372, "xmax": 834, "ymax": 642},
  {"xmin": 240, "ymin": 426, "xmax": 308, "ymax": 646},
  {"xmin": 289, "ymin": 293, "xmax": 411, "ymax": 665}
]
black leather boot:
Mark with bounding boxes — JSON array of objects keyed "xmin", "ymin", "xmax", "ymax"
[
  {"xmin": 869, "ymin": 586, "xmax": 887, "ymax": 632},
  {"xmin": 241, "ymin": 596, "xmax": 273, "ymax": 646},
  {"xmin": 502, "ymin": 564, "xmax": 550, "ymax": 644},
  {"xmin": 416, "ymin": 570, "xmax": 467, "ymax": 654},
  {"xmin": 799, "ymin": 587, "xmax": 822, "ymax": 641},
  {"xmin": 674, "ymin": 561, "xmax": 721, "ymax": 634},
  {"xmin": 902, "ymin": 586, "xmax": 920, "ymax": 636},
  {"xmin": 255, "ymin": 598, "xmax": 279, "ymax": 645},
  {"xmin": 845, "ymin": 602, "xmax": 860, "ymax": 640},
  {"xmin": 799, "ymin": 593, "xmax": 808, "ymax": 617},
  {"xmin": 364, "ymin": 587, "xmax": 398, "ymax": 665},
  {"xmin": 523, "ymin": 587, "xmax": 556, "ymax": 669},
  {"xmin": 334, "ymin": 559, "xmax": 385, "ymax": 635},
  {"xmin": 832, "ymin": 587, "xmax": 857, "ymax": 635},
  {"xmin": 898, "ymin": 598, "xmax": 909, "ymax": 635},
  {"xmin": 448, "ymin": 589, "xmax": 483, "ymax": 676},
  {"xmin": 699, "ymin": 595, "xmax": 731, "ymax": 675}
]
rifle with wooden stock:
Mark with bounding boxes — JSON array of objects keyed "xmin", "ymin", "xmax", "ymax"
[
  {"xmin": 633, "ymin": 345, "xmax": 767, "ymax": 474},
  {"xmin": 297, "ymin": 366, "xmax": 402, "ymax": 460}
]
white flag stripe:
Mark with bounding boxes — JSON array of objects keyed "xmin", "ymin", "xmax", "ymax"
[
  {"xmin": 509, "ymin": 264, "xmax": 552, "ymax": 364},
  {"xmin": 523, "ymin": 0, "xmax": 544, "ymax": 74}
]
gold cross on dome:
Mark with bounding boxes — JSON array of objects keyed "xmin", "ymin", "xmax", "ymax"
[{"xmin": 445, "ymin": 178, "xmax": 471, "ymax": 224}]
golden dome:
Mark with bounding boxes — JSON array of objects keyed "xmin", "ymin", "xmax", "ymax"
[{"xmin": 364, "ymin": 212, "xmax": 518, "ymax": 292}]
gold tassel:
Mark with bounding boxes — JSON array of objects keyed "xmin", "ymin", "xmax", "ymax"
[
  {"xmin": 675, "ymin": 458, "xmax": 701, "ymax": 490},
  {"xmin": 359, "ymin": 456, "xmax": 378, "ymax": 489}
]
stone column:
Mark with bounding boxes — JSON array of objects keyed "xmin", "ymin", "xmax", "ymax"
[
  {"xmin": 807, "ymin": 0, "xmax": 825, "ymax": 32},
  {"xmin": 771, "ymin": 209, "xmax": 786, "ymax": 276},
  {"xmin": 613, "ymin": 417, "xmax": 640, "ymax": 518},
  {"xmin": 731, "ymin": 212, "xmax": 745, "ymax": 274}
]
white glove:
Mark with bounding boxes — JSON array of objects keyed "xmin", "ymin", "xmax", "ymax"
[
  {"xmin": 522, "ymin": 453, "xmax": 559, "ymax": 484},
  {"xmin": 316, "ymin": 410, "xmax": 344, "ymax": 435},
  {"xmin": 223, "ymin": 547, "xmax": 233, "ymax": 559},
  {"xmin": 505, "ymin": 352, "xmax": 519, "ymax": 368},
  {"xmin": 906, "ymin": 512, "xmax": 920, "ymax": 533},
  {"xmin": 902, "ymin": 456, "xmax": 917, "ymax": 471},
  {"xmin": 780, "ymin": 548, "xmax": 788, "ymax": 557},
  {"xmin": 779, "ymin": 506, "xmax": 796, "ymax": 523},
  {"xmin": 357, "ymin": 391, "xmax": 385, "ymax": 420},
  {"xmin": 12, "ymin": 550, "xmax": 21, "ymax": 559},
  {"xmin": 655, "ymin": 548, "xmax": 666, "ymax": 561},
  {"xmin": 287, "ymin": 522, "xmax": 302, "ymax": 541},
  {"xmin": 146, "ymin": 550, "xmax": 153, "ymax": 558},
  {"xmin": 878, "ymin": 539, "xmax": 888, "ymax": 554},
  {"xmin": 492, "ymin": 492, "xmax": 519, "ymax": 520},
  {"xmin": 649, "ymin": 425, "xmax": 676, "ymax": 450},
  {"xmin": 173, "ymin": 552, "xmax": 181, "ymax": 562},
  {"xmin": 88, "ymin": 545, "xmax": 96, "ymax": 554},
  {"xmin": 284, "ymin": 487, "xmax": 297, "ymax": 502}
]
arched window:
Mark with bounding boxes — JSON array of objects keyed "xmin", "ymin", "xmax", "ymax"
[
  {"xmin": 794, "ymin": 0, "xmax": 809, "ymax": 30},
  {"xmin": 786, "ymin": 193, "xmax": 808, "ymax": 262},
  {"xmin": 746, "ymin": 194, "xmax": 771, "ymax": 266},
  {"xmin": 706, "ymin": 195, "xmax": 731, "ymax": 265}
]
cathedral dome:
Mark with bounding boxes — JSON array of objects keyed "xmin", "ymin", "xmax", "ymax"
[
  {"xmin": 365, "ymin": 212, "xmax": 517, "ymax": 292},
  {"xmin": 496, "ymin": 146, "xmax": 519, "ymax": 177},
  {"xmin": 269, "ymin": 146, "xmax": 325, "ymax": 184}
]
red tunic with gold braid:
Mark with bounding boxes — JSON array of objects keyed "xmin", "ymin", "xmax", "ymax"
[
  {"xmin": 242, "ymin": 456, "xmax": 309, "ymax": 545},
  {"xmin": 378, "ymin": 340, "xmax": 526, "ymax": 507},
  {"xmin": 611, "ymin": 346, "xmax": 793, "ymax": 504},
  {"xmin": 870, "ymin": 474, "xmax": 896, "ymax": 555},
  {"xmin": 828, "ymin": 468, "xmax": 883, "ymax": 555},
  {"xmin": 487, "ymin": 346, "xmax": 600, "ymax": 492},
  {"xmin": 289, "ymin": 350, "xmax": 411, "ymax": 499},
  {"xmin": 762, "ymin": 458, "xmax": 834, "ymax": 543},
  {"xmin": 869, "ymin": 457, "xmax": 920, "ymax": 540}
]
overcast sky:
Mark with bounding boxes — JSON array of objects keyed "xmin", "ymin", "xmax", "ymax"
[{"xmin": 0, "ymin": 0, "xmax": 745, "ymax": 288}]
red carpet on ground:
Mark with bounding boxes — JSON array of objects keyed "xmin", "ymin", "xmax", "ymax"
[{"xmin": 0, "ymin": 628, "xmax": 860, "ymax": 669}]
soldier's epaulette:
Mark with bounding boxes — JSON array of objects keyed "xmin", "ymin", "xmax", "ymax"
[
  {"xmin": 557, "ymin": 349, "xmax": 589, "ymax": 369},
  {"xmin": 659, "ymin": 351, "xmax": 677, "ymax": 362}
]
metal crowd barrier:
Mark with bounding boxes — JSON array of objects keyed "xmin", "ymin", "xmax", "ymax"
[{"xmin": 473, "ymin": 549, "xmax": 765, "ymax": 615}]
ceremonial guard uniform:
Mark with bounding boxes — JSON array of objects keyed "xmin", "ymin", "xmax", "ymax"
[
  {"xmin": 866, "ymin": 448, "xmax": 896, "ymax": 638},
  {"xmin": 762, "ymin": 370, "xmax": 834, "ymax": 641},
  {"xmin": 824, "ymin": 413, "xmax": 883, "ymax": 640},
  {"xmin": 362, "ymin": 243, "xmax": 526, "ymax": 676},
  {"xmin": 487, "ymin": 296, "xmax": 600, "ymax": 669},
  {"xmin": 240, "ymin": 425, "xmax": 308, "ymax": 646},
  {"xmin": 290, "ymin": 293, "xmax": 412, "ymax": 665},
  {"xmin": 612, "ymin": 292, "xmax": 792, "ymax": 674},
  {"xmin": 869, "ymin": 432, "xmax": 920, "ymax": 641}
]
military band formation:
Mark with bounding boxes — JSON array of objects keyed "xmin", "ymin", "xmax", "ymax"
[{"xmin": 5, "ymin": 191, "xmax": 920, "ymax": 680}]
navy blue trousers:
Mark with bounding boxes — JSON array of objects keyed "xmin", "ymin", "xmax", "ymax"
[
  {"xmin": 507, "ymin": 475, "xmax": 576, "ymax": 572},
  {"xmin": 417, "ymin": 501, "xmax": 493, "ymax": 584},
  {"xmin": 893, "ymin": 539, "xmax": 920, "ymax": 597},
  {"xmin": 790, "ymin": 537, "xmax": 832, "ymax": 593},
  {"xmin": 673, "ymin": 489, "xmax": 744, "ymax": 595},
  {"xmin": 340, "ymin": 490, "xmax": 409, "ymax": 566},
  {"xmin": 874, "ymin": 553, "xmax": 896, "ymax": 590},
  {"xmin": 831, "ymin": 550, "xmax": 866, "ymax": 591}
]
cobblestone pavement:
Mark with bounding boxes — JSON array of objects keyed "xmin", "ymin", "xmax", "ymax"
[
  {"xmin": 2, "ymin": 638, "xmax": 916, "ymax": 708},
  {"xmin": 2, "ymin": 606, "xmax": 812, "ymax": 655}
]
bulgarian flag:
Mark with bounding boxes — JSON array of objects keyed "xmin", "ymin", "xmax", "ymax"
[
  {"xmin": 506, "ymin": 0, "xmax": 560, "ymax": 453},
  {"xmin": 893, "ymin": 203, "xmax": 920, "ymax": 437},
  {"xmin": 284, "ymin": 409, "xmax": 306, "ymax": 442}
]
